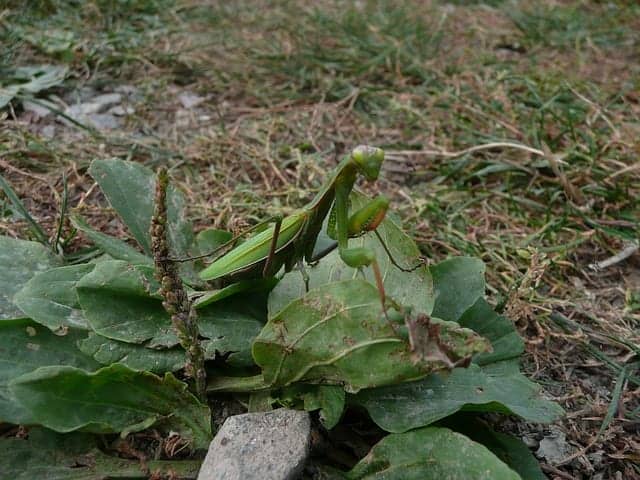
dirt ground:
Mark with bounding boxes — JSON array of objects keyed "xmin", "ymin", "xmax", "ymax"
[{"xmin": 1, "ymin": 1, "xmax": 639, "ymax": 478}]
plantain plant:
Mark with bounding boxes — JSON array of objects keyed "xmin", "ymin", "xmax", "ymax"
[{"xmin": 0, "ymin": 156, "xmax": 563, "ymax": 479}]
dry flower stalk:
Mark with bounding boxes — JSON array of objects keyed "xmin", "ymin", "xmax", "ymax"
[{"xmin": 151, "ymin": 168, "xmax": 206, "ymax": 401}]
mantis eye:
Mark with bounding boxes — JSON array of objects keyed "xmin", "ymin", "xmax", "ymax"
[{"xmin": 352, "ymin": 145, "xmax": 384, "ymax": 180}]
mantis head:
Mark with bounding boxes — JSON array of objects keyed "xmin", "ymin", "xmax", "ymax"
[{"xmin": 351, "ymin": 145, "xmax": 384, "ymax": 181}]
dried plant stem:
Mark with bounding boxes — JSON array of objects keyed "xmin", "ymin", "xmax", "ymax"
[
  {"xmin": 589, "ymin": 241, "xmax": 639, "ymax": 271},
  {"xmin": 151, "ymin": 168, "xmax": 206, "ymax": 401},
  {"xmin": 387, "ymin": 141, "xmax": 545, "ymax": 158}
]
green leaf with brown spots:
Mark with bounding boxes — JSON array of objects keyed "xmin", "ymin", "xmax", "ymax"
[
  {"xmin": 9, "ymin": 364, "xmax": 212, "ymax": 448},
  {"xmin": 253, "ymin": 279, "xmax": 489, "ymax": 393},
  {"xmin": 353, "ymin": 360, "xmax": 564, "ymax": 432},
  {"xmin": 344, "ymin": 427, "xmax": 520, "ymax": 480}
]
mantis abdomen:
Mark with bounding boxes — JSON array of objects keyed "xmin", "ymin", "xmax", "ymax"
[{"xmin": 199, "ymin": 212, "xmax": 306, "ymax": 280}]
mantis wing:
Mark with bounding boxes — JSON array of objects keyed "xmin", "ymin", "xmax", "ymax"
[{"xmin": 200, "ymin": 212, "xmax": 306, "ymax": 281}]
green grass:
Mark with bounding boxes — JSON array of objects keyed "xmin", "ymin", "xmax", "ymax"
[
  {"xmin": 509, "ymin": 2, "xmax": 633, "ymax": 48},
  {"xmin": 1, "ymin": 0, "xmax": 198, "ymax": 96}
]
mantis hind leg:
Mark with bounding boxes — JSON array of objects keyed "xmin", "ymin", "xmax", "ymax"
[
  {"xmin": 262, "ymin": 216, "xmax": 283, "ymax": 277},
  {"xmin": 342, "ymin": 194, "xmax": 425, "ymax": 273}
]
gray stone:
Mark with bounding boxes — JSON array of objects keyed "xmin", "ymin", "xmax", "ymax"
[
  {"xmin": 64, "ymin": 86, "xmax": 97, "ymax": 103},
  {"xmin": 178, "ymin": 91, "xmax": 205, "ymax": 109},
  {"xmin": 109, "ymin": 105, "xmax": 134, "ymax": 116},
  {"xmin": 197, "ymin": 409, "xmax": 311, "ymax": 480},
  {"xmin": 65, "ymin": 102, "xmax": 102, "ymax": 117},
  {"xmin": 85, "ymin": 113, "xmax": 120, "ymax": 131},
  {"xmin": 114, "ymin": 84, "xmax": 138, "ymax": 95},
  {"xmin": 41, "ymin": 125, "xmax": 55, "ymax": 138},
  {"xmin": 520, "ymin": 434, "xmax": 539, "ymax": 449},
  {"xmin": 22, "ymin": 99, "xmax": 55, "ymax": 118},
  {"xmin": 90, "ymin": 93, "xmax": 122, "ymax": 108},
  {"xmin": 64, "ymin": 93, "xmax": 123, "ymax": 120},
  {"xmin": 535, "ymin": 426, "xmax": 573, "ymax": 464}
]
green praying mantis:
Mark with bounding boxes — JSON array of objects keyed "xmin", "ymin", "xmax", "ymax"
[{"xmin": 189, "ymin": 145, "xmax": 422, "ymax": 316}]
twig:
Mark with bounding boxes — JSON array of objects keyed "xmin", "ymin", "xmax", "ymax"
[
  {"xmin": 589, "ymin": 242, "xmax": 639, "ymax": 271},
  {"xmin": 387, "ymin": 141, "xmax": 544, "ymax": 159},
  {"xmin": 541, "ymin": 463, "xmax": 577, "ymax": 480},
  {"xmin": 605, "ymin": 162, "xmax": 640, "ymax": 181},
  {"xmin": 554, "ymin": 365, "xmax": 629, "ymax": 467},
  {"xmin": 151, "ymin": 168, "xmax": 207, "ymax": 401},
  {"xmin": 568, "ymin": 86, "xmax": 620, "ymax": 139},
  {"xmin": 541, "ymin": 143, "xmax": 585, "ymax": 205}
]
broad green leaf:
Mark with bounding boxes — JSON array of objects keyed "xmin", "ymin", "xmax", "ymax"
[
  {"xmin": 0, "ymin": 319, "xmax": 99, "ymax": 424},
  {"xmin": 199, "ymin": 296, "xmax": 266, "ymax": 368},
  {"xmin": 195, "ymin": 228, "xmax": 233, "ymax": 255},
  {"xmin": 443, "ymin": 415, "xmax": 546, "ymax": 480},
  {"xmin": 0, "ymin": 427, "xmax": 200, "ymax": 479},
  {"xmin": 345, "ymin": 427, "xmax": 520, "ymax": 479},
  {"xmin": 354, "ymin": 360, "xmax": 564, "ymax": 432},
  {"xmin": 88, "ymin": 158, "xmax": 194, "ymax": 257},
  {"xmin": 79, "ymin": 293, "xmax": 264, "ymax": 371},
  {"xmin": 14, "ymin": 264, "xmax": 94, "ymax": 332},
  {"xmin": 76, "ymin": 260, "xmax": 177, "ymax": 346},
  {"xmin": 70, "ymin": 215, "xmax": 152, "ymax": 265},
  {"xmin": 78, "ymin": 333, "xmax": 186, "ymax": 373},
  {"xmin": 0, "ymin": 85, "xmax": 19, "ymax": 110},
  {"xmin": 353, "ymin": 296, "xmax": 561, "ymax": 432},
  {"xmin": 458, "ymin": 298, "xmax": 524, "ymax": 365},
  {"xmin": 302, "ymin": 385, "xmax": 345, "ymax": 429},
  {"xmin": 268, "ymin": 192, "xmax": 434, "ymax": 317},
  {"xmin": 10, "ymin": 364, "xmax": 212, "ymax": 448},
  {"xmin": 254, "ymin": 280, "xmax": 489, "ymax": 393},
  {"xmin": 77, "ymin": 260, "xmax": 264, "ymax": 361},
  {"xmin": 430, "ymin": 257, "xmax": 486, "ymax": 322},
  {"xmin": 0, "ymin": 65, "xmax": 67, "ymax": 108},
  {"xmin": 0, "ymin": 236, "xmax": 61, "ymax": 319},
  {"xmin": 274, "ymin": 384, "xmax": 346, "ymax": 430}
]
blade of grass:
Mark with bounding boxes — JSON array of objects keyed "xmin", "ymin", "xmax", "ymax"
[
  {"xmin": 52, "ymin": 172, "xmax": 68, "ymax": 254},
  {"xmin": 0, "ymin": 173, "xmax": 49, "ymax": 245}
]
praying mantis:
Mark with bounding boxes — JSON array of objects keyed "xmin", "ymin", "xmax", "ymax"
[{"xmin": 195, "ymin": 145, "xmax": 421, "ymax": 314}]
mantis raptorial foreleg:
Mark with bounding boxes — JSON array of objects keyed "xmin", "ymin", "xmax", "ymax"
[{"xmin": 331, "ymin": 176, "xmax": 397, "ymax": 324}]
